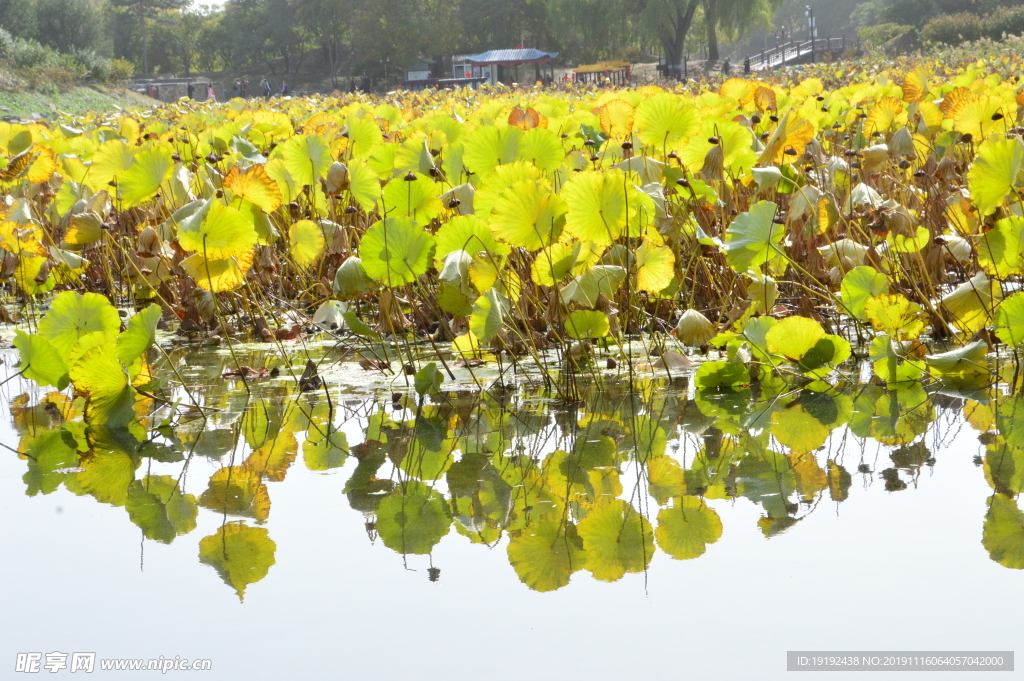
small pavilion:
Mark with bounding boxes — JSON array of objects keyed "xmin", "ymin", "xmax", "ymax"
[
  {"xmin": 465, "ymin": 48, "xmax": 558, "ymax": 85},
  {"xmin": 573, "ymin": 60, "xmax": 631, "ymax": 85}
]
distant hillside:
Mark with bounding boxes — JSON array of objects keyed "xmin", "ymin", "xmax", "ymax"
[{"xmin": 0, "ymin": 82, "xmax": 152, "ymax": 119}]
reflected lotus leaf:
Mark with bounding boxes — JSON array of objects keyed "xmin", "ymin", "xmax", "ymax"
[
  {"xmin": 22, "ymin": 429, "xmax": 80, "ymax": 496},
  {"xmin": 507, "ymin": 519, "xmax": 585, "ymax": 592},
  {"xmin": 655, "ymin": 496, "xmax": 723, "ymax": 560},
  {"xmin": 199, "ymin": 521, "xmax": 276, "ymax": 600},
  {"xmin": 982, "ymin": 494, "xmax": 1024, "ymax": 570},
  {"xmin": 125, "ymin": 475, "xmax": 198, "ymax": 543},
  {"xmin": 198, "ymin": 465, "xmax": 271, "ymax": 521},
  {"xmin": 578, "ymin": 499, "xmax": 654, "ymax": 582},
  {"xmin": 376, "ymin": 481, "xmax": 451, "ymax": 555}
]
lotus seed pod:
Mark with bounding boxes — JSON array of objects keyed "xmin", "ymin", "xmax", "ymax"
[
  {"xmin": 674, "ymin": 309, "xmax": 716, "ymax": 346},
  {"xmin": 889, "ymin": 127, "xmax": 915, "ymax": 157},
  {"xmin": 324, "ymin": 162, "xmax": 349, "ymax": 193}
]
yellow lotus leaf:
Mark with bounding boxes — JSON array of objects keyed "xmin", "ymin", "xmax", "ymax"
[
  {"xmin": 719, "ymin": 78, "xmax": 759, "ymax": 105},
  {"xmin": 507, "ymin": 107, "xmax": 547, "ymax": 130},
  {"xmin": 758, "ymin": 110, "xmax": 815, "ymax": 165},
  {"xmin": 181, "ymin": 248, "xmax": 255, "ymax": 292},
  {"xmin": 953, "ymin": 95, "xmax": 1008, "ymax": 138},
  {"xmin": 864, "ymin": 293, "xmax": 926, "ymax": 341},
  {"xmin": 865, "ymin": 96, "xmax": 904, "ymax": 134},
  {"xmin": 223, "ymin": 163, "xmax": 282, "ymax": 213},
  {"xmin": 754, "ymin": 86, "xmax": 778, "ymax": 112},
  {"xmin": 598, "ymin": 99, "xmax": 635, "ymax": 139},
  {"xmin": 901, "ymin": 68, "xmax": 930, "ymax": 103},
  {"xmin": 634, "ymin": 239, "xmax": 674, "ymax": 293},
  {"xmin": 288, "ymin": 219, "xmax": 325, "ymax": 268},
  {"xmin": 939, "ymin": 87, "xmax": 976, "ymax": 118}
]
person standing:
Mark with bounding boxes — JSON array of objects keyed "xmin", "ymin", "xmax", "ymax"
[
  {"xmin": 241, "ymin": 79, "xmax": 249, "ymax": 98},
  {"xmin": 187, "ymin": 82, "xmax": 195, "ymax": 99},
  {"xmin": 280, "ymin": 81, "xmax": 289, "ymax": 96},
  {"xmin": 207, "ymin": 84, "xmax": 215, "ymax": 101},
  {"xmin": 743, "ymin": 56, "xmax": 751, "ymax": 74},
  {"xmin": 721, "ymin": 57, "xmax": 731, "ymax": 76}
]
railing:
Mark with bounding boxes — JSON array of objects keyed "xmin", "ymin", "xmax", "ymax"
[{"xmin": 749, "ymin": 36, "xmax": 851, "ymax": 71}]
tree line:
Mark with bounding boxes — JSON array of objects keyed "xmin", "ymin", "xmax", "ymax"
[{"xmin": 2, "ymin": 0, "xmax": 1018, "ymax": 86}]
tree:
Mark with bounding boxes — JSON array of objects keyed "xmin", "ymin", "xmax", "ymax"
[
  {"xmin": 34, "ymin": 0, "xmax": 106, "ymax": 55},
  {"xmin": 639, "ymin": 0, "xmax": 700, "ymax": 78},
  {"xmin": 109, "ymin": 0, "xmax": 190, "ymax": 76},
  {"xmin": 0, "ymin": 0, "xmax": 38, "ymax": 39},
  {"xmin": 702, "ymin": 0, "xmax": 780, "ymax": 61}
]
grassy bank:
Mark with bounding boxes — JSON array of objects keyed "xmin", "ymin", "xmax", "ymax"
[{"xmin": 0, "ymin": 84, "xmax": 152, "ymax": 118}]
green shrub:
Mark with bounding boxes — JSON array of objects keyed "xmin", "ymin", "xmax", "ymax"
[
  {"xmin": 920, "ymin": 12, "xmax": 984, "ymax": 45},
  {"xmin": 985, "ymin": 6, "xmax": 1024, "ymax": 39},
  {"xmin": 108, "ymin": 58, "xmax": 135, "ymax": 82},
  {"xmin": 858, "ymin": 22, "xmax": 911, "ymax": 49}
]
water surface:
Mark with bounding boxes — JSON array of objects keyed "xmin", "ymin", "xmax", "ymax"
[{"xmin": 2, "ymin": 345, "xmax": 1022, "ymax": 680}]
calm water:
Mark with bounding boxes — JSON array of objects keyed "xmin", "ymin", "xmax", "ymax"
[{"xmin": 2, "ymin": 343, "xmax": 1023, "ymax": 680}]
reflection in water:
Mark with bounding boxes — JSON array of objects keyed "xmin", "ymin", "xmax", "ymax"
[{"xmin": 7, "ymin": 356, "xmax": 1024, "ymax": 598}]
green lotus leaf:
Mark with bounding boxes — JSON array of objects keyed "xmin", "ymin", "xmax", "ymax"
[
  {"xmin": 177, "ymin": 200, "xmax": 257, "ymax": 260},
  {"xmin": 13, "ymin": 330, "xmax": 69, "ymax": 388},
  {"xmin": 414, "ymin": 362, "xmax": 445, "ymax": 395},
  {"xmin": 462, "ymin": 124, "xmax": 522, "ymax": 177},
  {"xmin": 561, "ymin": 168, "xmax": 636, "ymax": 246},
  {"xmin": 995, "ymin": 292, "xmax": 1024, "ymax": 347},
  {"xmin": 278, "ymin": 134, "xmax": 332, "ymax": 188},
  {"xmin": 116, "ymin": 303, "xmax": 161, "ymax": 370},
  {"xmin": 840, "ymin": 266, "xmax": 889, "ymax": 320},
  {"xmin": 37, "ymin": 291, "xmax": 120, "ymax": 361},
  {"xmin": 517, "ymin": 127, "xmax": 564, "ymax": 173},
  {"xmin": 977, "ymin": 216, "xmax": 1024, "ymax": 277},
  {"xmin": 722, "ymin": 200, "xmax": 783, "ymax": 273},
  {"xmin": 565, "ymin": 309, "xmax": 610, "ymax": 339},
  {"xmin": 434, "ymin": 214, "xmax": 507, "ymax": 262},
  {"xmin": 358, "ymin": 216, "xmax": 435, "ymax": 286},
  {"xmin": 69, "ymin": 342, "xmax": 136, "ymax": 427},
  {"xmin": 559, "ymin": 265, "xmax": 626, "ymax": 308},
  {"xmin": 489, "ymin": 179, "xmax": 566, "ymax": 251},
  {"xmin": 469, "ymin": 288, "xmax": 508, "ymax": 345},
  {"xmin": 968, "ymin": 137, "xmax": 1024, "ymax": 217},
  {"xmin": 381, "ymin": 172, "xmax": 443, "ymax": 224},
  {"xmin": 118, "ymin": 143, "xmax": 173, "ymax": 207},
  {"xmin": 694, "ymin": 360, "xmax": 748, "ymax": 389},
  {"xmin": 634, "ymin": 93, "xmax": 702, "ymax": 151}
]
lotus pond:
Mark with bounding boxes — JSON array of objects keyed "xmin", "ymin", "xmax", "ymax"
[{"xmin": 4, "ymin": 51, "xmax": 1024, "ymax": 678}]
